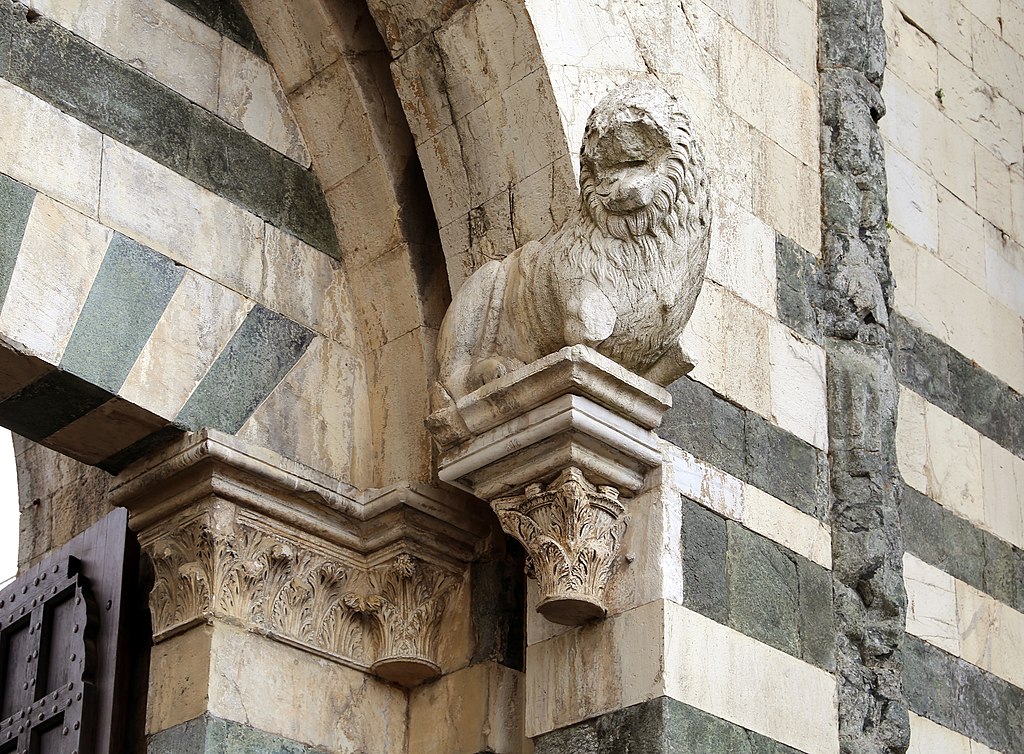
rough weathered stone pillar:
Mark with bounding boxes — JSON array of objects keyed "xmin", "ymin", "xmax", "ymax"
[
  {"xmin": 819, "ymin": 2, "xmax": 910, "ymax": 752},
  {"xmin": 109, "ymin": 430, "xmax": 494, "ymax": 753}
]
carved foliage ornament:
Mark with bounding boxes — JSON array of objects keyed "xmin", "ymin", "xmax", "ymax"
[
  {"xmin": 146, "ymin": 512, "xmax": 459, "ymax": 686},
  {"xmin": 492, "ymin": 467, "xmax": 628, "ymax": 625}
]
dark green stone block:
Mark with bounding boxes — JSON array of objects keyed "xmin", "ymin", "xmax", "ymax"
[
  {"xmin": 0, "ymin": 173, "xmax": 35, "ymax": 308},
  {"xmin": 61, "ymin": 234, "xmax": 184, "ymax": 393},
  {"xmin": 0, "ymin": 369, "xmax": 112, "ymax": 441},
  {"xmin": 775, "ymin": 234, "xmax": 821, "ymax": 345},
  {"xmin": 744, "ymin": 416, "xmax": 822, "ymax": 520},
  {"xmin": 726, "ymin": 523, "xmax": 800, "ymax": 658},
  {"xmin": 161, "ymin": 0, "xmax": 266, "ymax": 58},
  {"xmin": 680, "ymin": 497, "xmax": 728, "ymax": 623},
  {"xmin": 797, "ymin": 556, "xmax": 835, "ymax": 670},
  {"xmin": 176, "ymin": 305, "xmax": 313, "ymax": 433}
]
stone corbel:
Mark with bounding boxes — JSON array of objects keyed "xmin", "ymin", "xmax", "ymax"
[
  {"xmin": 427, "ymin": 345, "xmax": 672, "ymax": 625},
  {"xmin": 110, "ymin": 430, "xmax": 493, "ymax": 687}
]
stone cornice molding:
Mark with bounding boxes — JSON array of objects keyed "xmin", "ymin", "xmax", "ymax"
[{"xmin": 112, "ymin": 430, "xmax": 490, "ymax": 686}]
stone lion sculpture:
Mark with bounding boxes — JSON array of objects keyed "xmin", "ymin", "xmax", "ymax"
[{"xmin": 433, "ymin": 79, "xmax": 712, "ymax": 406}]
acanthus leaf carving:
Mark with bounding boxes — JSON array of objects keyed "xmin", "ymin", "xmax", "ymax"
[{"xmin": 491, "ymin": 466, "xmax": 628, "ymax": 625}]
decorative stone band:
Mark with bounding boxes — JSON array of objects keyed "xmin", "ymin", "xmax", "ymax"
[
  {"xmin": 110, "ymin": 430, "xmax": 493, "ymax": 686},
  {"xmin": 427, "ymin": 346, "xmax": 671, "ymax": 626}
]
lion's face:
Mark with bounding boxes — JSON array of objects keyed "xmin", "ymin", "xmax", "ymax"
[{"xmin": 583, "ymin": 109, "xmax": 672, "ymax": 215}]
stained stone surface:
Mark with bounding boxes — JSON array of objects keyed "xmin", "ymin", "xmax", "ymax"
[{"xmin": 148, "ymin": 715, "xmax": 331, "ymax": 754}]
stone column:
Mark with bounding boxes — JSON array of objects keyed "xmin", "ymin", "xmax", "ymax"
[{"xmin": 109, "ymin": 430, "xmax": 495, "ymax": 753}]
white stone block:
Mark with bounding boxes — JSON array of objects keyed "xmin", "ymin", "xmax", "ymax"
[
  {"xmin": 29, "ymin": 0, "xmax": 221, "ymax": 110},
  {"xmin": 922, "ymin": 396, "xmax": 986, "ymax": 527},
  {"xmin": 984, "ymin": 221, "xmax": 1024, "ymax": 319},
  {"xmin": 752, "ymin": 133, "xmax": 821, "ymax": 255},
  {"xmin": 908, "ymin": 713, "xmax": 972, "ymax": 754},
  {"xmin": 979, "ymin": 435, "xmax": 1024, "ymax": 549},
  {"xmin": 683, "ymin": 282, "xmax": 772, "ymax": 418},
  {"xmin": 887, "ymin": 147, "xmax": 938, "ymax": 251},
  {"xmin": 956, "ymin": 580, "xmax": 1024, "ymax": 688},
  {"xmin": 889, "ymin": 228, "xmax": 919, "ymax": 312},
  {"xmin": 975, "ymin": 143, "xmax": 1014, "ymax": 236},
  {"xmin": 524, "ymin": 0, "xmax": 645, "ymax": 71},
  {"xmin": 219, "ymin": 39, "xmax": 310, "ymax": 165},
  {"xmin": 903, "ymin": 553, "xmax": 961, "ymax": 655},
  {"xmin": 0, "ymin": 80, "xmax": 102, "ymax": 218},
  {"xmin": 896, "ymin": 387, "xmax": 930, "ymax": 493},
  {"xmin": 706, "ymin": 195, "xmax": 777, "ymax": 315},
  {"xmin": 886, "ymin": 12, "xmax": 938, "ymax": 99},
  {"xmin": 936, "ymin": 186, "xmax": 987, "ymax": 290},
  {"xmin": 894, "ymin": 0, "xmax": 972, "ymax": 64},
  {"xmin": 743, "ymin": 485, "xmax": 832, "ymax": 569},
  {"xmin": 0, "ymin": 195, "xmax": 111, "ymax": 365},
  {"xmin": 669, "ymin": 448, "xmax": 745, "ymax": 521},
  {"xmin": 99, "ymin": 138, "xmax": 266, "ymax": 302},
  {"xmin": 664, "ymin": 602, "xmax": 839, "ymax": 754},
  {"xmin": 119, "ymin": 271, "xmax": 253, "ymax": 419},
  {"xmin": 768, "ymin": 322, "xmax": 828, "ymax": 450},
  {"xmin": 972, "ymin": 17, "xmax": 1024, "ymax": 111}
]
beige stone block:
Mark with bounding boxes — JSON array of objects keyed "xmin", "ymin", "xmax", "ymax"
[
  {"xmin": 29, "ymin": 0, "xmax": 221, "ymax": 110},
  {"xmin": 0, "ymin": 195, "xmax": 111, "ymax": 365},
  {"xmin": 669, "ymin": 448, "xmax": 744, "ymax": 521},
  {"xmin": 1011, "ymin": 167, "xmax": 1024, "ymax": 246},
  {"xmin": 99, "ymin": 138, "xmax": 265, "ymax": 301},
  {"xmin": 421, "ymin": 128, "xmax": 474, "ymax": 231},
  {"xmin": 707, "ymin": 195, "xmax": 777, "ymax": 315},
  {"xmin": 752, "ymin": 134, "xmax": 821, "ymax": 254},
  {"xmin": 525, "ymin": 599, "xmax": 665, "ymax": 736},
  {"xmin": 896, "ymin": 388, "xmax": 930, "ymax": 494},
  {"xmin": 911, "ymin": 247, "xmax": 1024, "ymax": 392},
  {"xmin": 894, "ymin": 0, "xmax": 972, "ymax": 64},
  {"xmin": 208, "ymin": 624, "xmax": 406, "ymax": 753},
  {"xmin": 408, "ymin": 663, "xmax": 526, "ymax": 754},
  {"xmin": 887, "ymin": 146, "xmax": 939, "ymax": 252},
  {"xmin": 238, "ymin": 0, "xmax": 342, "ymax": 92},
  {"xmin": 664, "ymin": 602, "xmax": 839, "ymax": 754},
  {"xmin": 618, "ymin": 0, "xmax": 722, "ymax": 85},
  {"xmin": 972, "ymin": 17, "xmax": 1024, "ymax": 111},
  {"xmin": 1003, "ymin": 0, "xmax": 1024, "ymax": 54},
  {"xmin": 260, "ymin": 226, "xmax": 357, "ymax": 343},
  {"xmin": 937, "ymin": 48, "xmax": 1023, "ymax": 169},
  {"xmin": 976, "ymin": 144, "xmax": 1015, "ymax": 235},
  {"xmin": 743, "ymin": 485, "xmax": 832, "ymax": 569},
  {"xmin": 325, "ymin": 156, "xmax": 406, "ymax": 267},
  {"xmin": 120, "ymin": 271, "xmax": 253, "ymax": 419},
  {"xmin": 702, "ymin": 0, "xmax": 817, "ymax": 84},
  {"xmin": 720, "ymin": 23, "xmax": 818, "ymax": 168},
  {"xmin": 903, "ymin": 553, "xmax": 961, "ymax": 655},
  {"xmin": 437, "ymin": 0, "xmax": 547, "ymax": 121},
  {"xmin": 287, "ymin": 59, "xmax": 376, "ymax": 191},
  {"xmin": 683, "ymin": 282, "xmax": 772, "ymax": 418},
  {"xmin": 984, "ymin": 221, "xmax": 1024, "ymax": 318},
  {"xmin": 768, "ymin": 322, "xmax": 828, "ymax": 450},
  {"xmin": 147, "ymin": 625, "xmax": 214, "ymax": 735},
  {"xmin": 967, "ymin": 0, "xmax": 1002, "ymax": 31},
  {"xmin": 0, "ymin": 80, "xmax": 102, "ymax": 218},
  {"xmin": 887, "ymin": 11, "xmax": 939, "ymax": 98},
  {"xmin": 890, "ymin": 229, "xmax": 919, "ymax": 311},
  {"xmin": 937, "ymin": 187, "xmax": 987, "ymax": 289},
  {"xmin": 219, "ymin": 39, "xmax": 310, "ymax": 165},
  {"xmin": 390, "ymin": 37, "xmax": 453, "ymax": 145},
  {"xmin": 908, "ymin": 713, "xmax": 972, "ymax": 754},
  {"xmin": 923, "ymin": 398, "xmax": 986, "ymax": 526},
  {"xmin": 956, "ymin": 580, "xmax": 1024, "ymax": 687},
  {"xmin": 979, "ymin": 435, "xmax": 1024, "ymax": 549},
  {"xmin": 237, "ymin": 336, "xmax": 365, "ymax": 481},
  {"xmin": 525, "ymin": 0, "xmax": 645, "ymax": 71}
]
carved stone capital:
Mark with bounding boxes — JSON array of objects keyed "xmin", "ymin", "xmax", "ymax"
[
  {"xmin": 493, "ymin": 467, "xmax": 628, "ymax": 625},
  {"xmin": 427, "ymin": 346, "xmax": 670, "ymax": 626},
  {"xmin": 112, "ymin": 430, "xmax": 485, "ymax": 687}
]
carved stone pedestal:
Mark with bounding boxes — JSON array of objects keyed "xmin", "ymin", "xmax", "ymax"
[{"xmin": 428, "ymin": 345, "xmax": 672, "ymax": 625}]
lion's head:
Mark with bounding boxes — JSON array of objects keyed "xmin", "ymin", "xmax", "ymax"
[{"xmin": 579, "ymin": 80, "xmax": 710, "ymax": 248}]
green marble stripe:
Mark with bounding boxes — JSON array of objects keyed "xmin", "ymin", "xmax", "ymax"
[
  {"xmin": 161, "ymin": 0, "xmax": 266, "ymax": 58},
  {"xmin": 2, "ymin": 4, "xmax": 337, "ymax": 256},
  {"xmin": 534, "ymin": 697, "xmax": 807, "ymax": 754},
  {"xmin": 148, "ymin": 714, "xmax": 329, "ymax": 754},
  {"xmin": 904, "ymin": 635, "xmax": 1024, "ymax": 754},
  {"xmin": 0, "ymin": 369, "xmax": 113, "ymax": 441},
  {"xmin": 176, "ymin": 305, "xmax": 314, "ymax": 434},
  {"xmin": 0, "ymin": 172, "xmax": 35, "ymax": 310},
  {"xmin": 61, "ymin": 233, "xmax": 184, "ymax": 393}
]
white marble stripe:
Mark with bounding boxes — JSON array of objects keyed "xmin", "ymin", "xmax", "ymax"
[
  {"xmin": 908, "ymin": 713, "xmax": 999, "ymax": 754},
  {"xmin": 0, "ymin": 195, "xmax": 111, "ymax": 365},
  {"xmin": 904, "ymin": 553, "xmax": 1024, "ymax": 690},
  {"xmin": 667, "ymin": 446, "xmax": 833, "ymax": 568}
]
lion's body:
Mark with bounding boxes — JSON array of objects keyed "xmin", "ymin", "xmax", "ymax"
[{"xmin": 434, "ymin": 80, "xmax": 712, "ymax": 404}]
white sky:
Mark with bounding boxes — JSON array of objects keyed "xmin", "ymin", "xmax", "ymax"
[{"xmin": 0, "ymin": 429, "xmax": 18, "ymax": 583}]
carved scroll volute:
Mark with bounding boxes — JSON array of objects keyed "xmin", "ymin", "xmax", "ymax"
[
  {"xmin": 492, "ymin": 467, "xmax": 628, "ymax": 625},
  {"xmin": 347, "ymin": 554, "xmax": 459, "ymax": 687}
]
